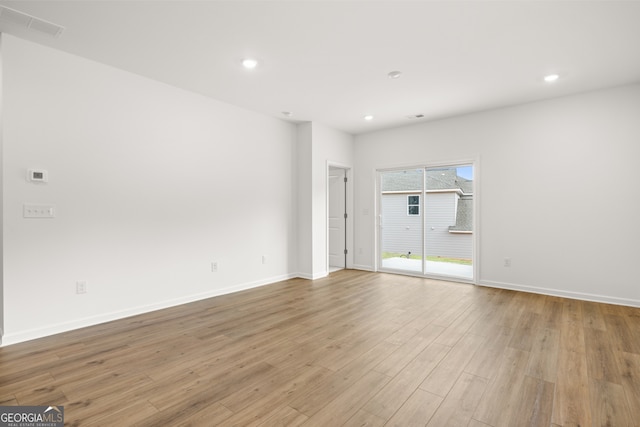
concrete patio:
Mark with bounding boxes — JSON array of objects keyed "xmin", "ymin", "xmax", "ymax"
[{"xmin": 381, "ymin": 257, "xmax": 473, "ymax": 279}]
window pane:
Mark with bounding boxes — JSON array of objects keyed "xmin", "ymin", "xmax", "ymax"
[
  {"xmin": 380, "ymin": 169, "xmax": 424, "ymax": 273},
  {"xmin": 425, "ymin": 165, "xmax": 473, "ymax": 279}
]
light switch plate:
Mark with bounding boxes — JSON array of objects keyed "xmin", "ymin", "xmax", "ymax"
[{"xmin": 23, "ymin": 204, "xmax": 55, "ymax": 218}]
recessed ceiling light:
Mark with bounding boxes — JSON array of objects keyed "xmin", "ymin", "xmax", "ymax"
[
  {"xmin": 544, "ymin": 74, "xmax": 559, "ymax": 83},
  {"xmin": 242, "ymin": 58, "xmax": 258, "ymax": 69},
  {"xmin": 388, "ymin": 71, "xmax": 402, "ymax": 79},
  {"xmin": 364, "ymin": 115, "xmax": 374, "ymax": 121}
]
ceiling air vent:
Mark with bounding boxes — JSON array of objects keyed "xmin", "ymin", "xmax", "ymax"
[
  {"xmin": 406, "ymin": 114, "xmax": 425, "ymax": 120},
  {"xmin": 0, "ymin": 6, "xmax": 65, "ymax": 38}
]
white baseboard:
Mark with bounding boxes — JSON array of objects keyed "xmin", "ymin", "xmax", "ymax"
[
  {"xmin": 479, "ymin": 280, "xmax": 640, "ymax": 308},
  {"xmin": 7, "ymin": 273, "xmax": 635, "ymax": 347},
  {"xmin": 0, "ymin": 273, "xmax": 297, "ymax": 347},
  {"xmin": 352, "ymin": 264, "xmax": 374, "ymax": 272},
  {"xmin": 296, "ymin": 271, "xmax": 329, "ymax": 280}
]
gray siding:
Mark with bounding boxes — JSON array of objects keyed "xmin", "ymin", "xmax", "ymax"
[
  {"xmin": 425, "ymin": 192, "xmax": 472, "ymax": 260},
  {"xmin": 381, "ymin": 194, "xmax": 423, "ymax": 256},
  {"xmin": 381, "ymin": 192, "xmax": 472, "ymax": 260}
]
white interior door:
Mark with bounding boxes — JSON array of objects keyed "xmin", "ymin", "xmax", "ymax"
[{"xmin": 328, "ymin": 167, "xmax": 346, "ymax": 269}]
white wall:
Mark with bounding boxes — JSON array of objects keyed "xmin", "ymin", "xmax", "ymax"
[
  {"xmin": 355, "ymin": 84, "xmax": 640, "ymax": 306},
  {"xmin": 1, "ymin": 35, "xmax": 298, "ymax": 345},
  {"xmin": 296, "ymin": 123, "xmax": 313, "ymax": 276},
  {"xmin": 0, "ymin": 34, "xmax": 4, "ymax": 342},
  {"xmin": 296, "ymin": 122, "xmax": 354, "ymax": 279},
  {"xmin": 312, "ymin": 123, "xmax": 354, "ymax": 276}
]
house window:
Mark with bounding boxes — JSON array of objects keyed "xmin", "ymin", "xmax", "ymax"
[{"xmin": 408, "ymin": 195, "xmax": 420, "ymax": 215}]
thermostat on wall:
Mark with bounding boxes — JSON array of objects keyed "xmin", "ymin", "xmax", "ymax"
[{"xmin": 27, "ymin": 169, "xmax": 48, "ymax": 183}]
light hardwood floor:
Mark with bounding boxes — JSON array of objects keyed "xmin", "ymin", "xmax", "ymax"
[{"xmin": 1, "ymin": 270, "xmax": 639, "ymax": 426}]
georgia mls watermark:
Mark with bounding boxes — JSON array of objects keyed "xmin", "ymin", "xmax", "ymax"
[{"xmin": 0, "ymin": 406, "xmax": 64, "ymax": 427}]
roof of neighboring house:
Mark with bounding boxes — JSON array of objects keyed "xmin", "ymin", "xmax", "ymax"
[
  {"xmin": 449, "ymin": 195, "xmax": 473, "ymax": 232},
  {"xmin": 381, "ymin": 168, "xmax": 473, "ymax": 194}
]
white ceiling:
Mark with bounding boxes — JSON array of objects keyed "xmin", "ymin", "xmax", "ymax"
[{"xmin": 1, "ymin": 1, "xmax": 640, "ymax": 135}]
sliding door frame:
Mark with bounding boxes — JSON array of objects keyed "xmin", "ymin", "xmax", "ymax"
[{"xmin": 376, "ymin": 159, "xmax": 479, "ymax": 285}]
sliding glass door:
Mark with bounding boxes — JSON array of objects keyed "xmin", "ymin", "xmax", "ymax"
[{"xmin": 379, "ymin": 164, "xmax": 474, "ymax": 281}]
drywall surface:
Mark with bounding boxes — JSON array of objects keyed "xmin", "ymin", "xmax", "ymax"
[
  {"xmin": 296, "ymin": 123, "xmax": 313, "ymax": 277},
  {"xmin": 296, "ymin": 122, "xmax": 354, "ymax": 279},
  {"xmin": 0, "ymin": 34, "xmax": 4, "ymax": 344},
  {"xmin": 354, "ymin": 84, "xmax": 640, "ymax": 306},
  {"xmin": 311, "ymin": 123, "xmax": 354, "ymax": 276},
  {"xmin": 2, "ymin": 35, "xmax": 297, "ymax": 344}
]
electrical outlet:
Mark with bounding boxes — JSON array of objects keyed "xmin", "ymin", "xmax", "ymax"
[
  {"xmin": 504, "ymin": 258, "xmax": 511, "ymax": 267},
  {"xmin": 76, "ymin": 281, "xmax": 87, "ymax": 294},
  {"xmin": 211, "ymin": 261, "xmax": 218, "ymax": 272},
  {"xmin": 23, "ymin": 204, "xmax": 55, "ymax": 218}
]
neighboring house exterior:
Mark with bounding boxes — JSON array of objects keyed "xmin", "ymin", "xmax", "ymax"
[{"xmin": 381, "ymin": 168, "xmax": 473, "ymax": 260}]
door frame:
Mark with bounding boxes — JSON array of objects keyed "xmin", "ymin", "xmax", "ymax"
[
  {"xmin": 326, "ymin": 162, "xmax": 353, "ymax": 273},
  {"xmin": 375, "ymin": 159, "xmax": 479, "ymax": 284}
]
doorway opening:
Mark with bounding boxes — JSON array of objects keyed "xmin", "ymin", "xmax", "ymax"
[
  {"xmin": 378, "ymin": 163, "xmax": 475, "ymax": 282},
  {"xmin": 328, "ymin": 166, "xmax": 348, "ymax": 273}
]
